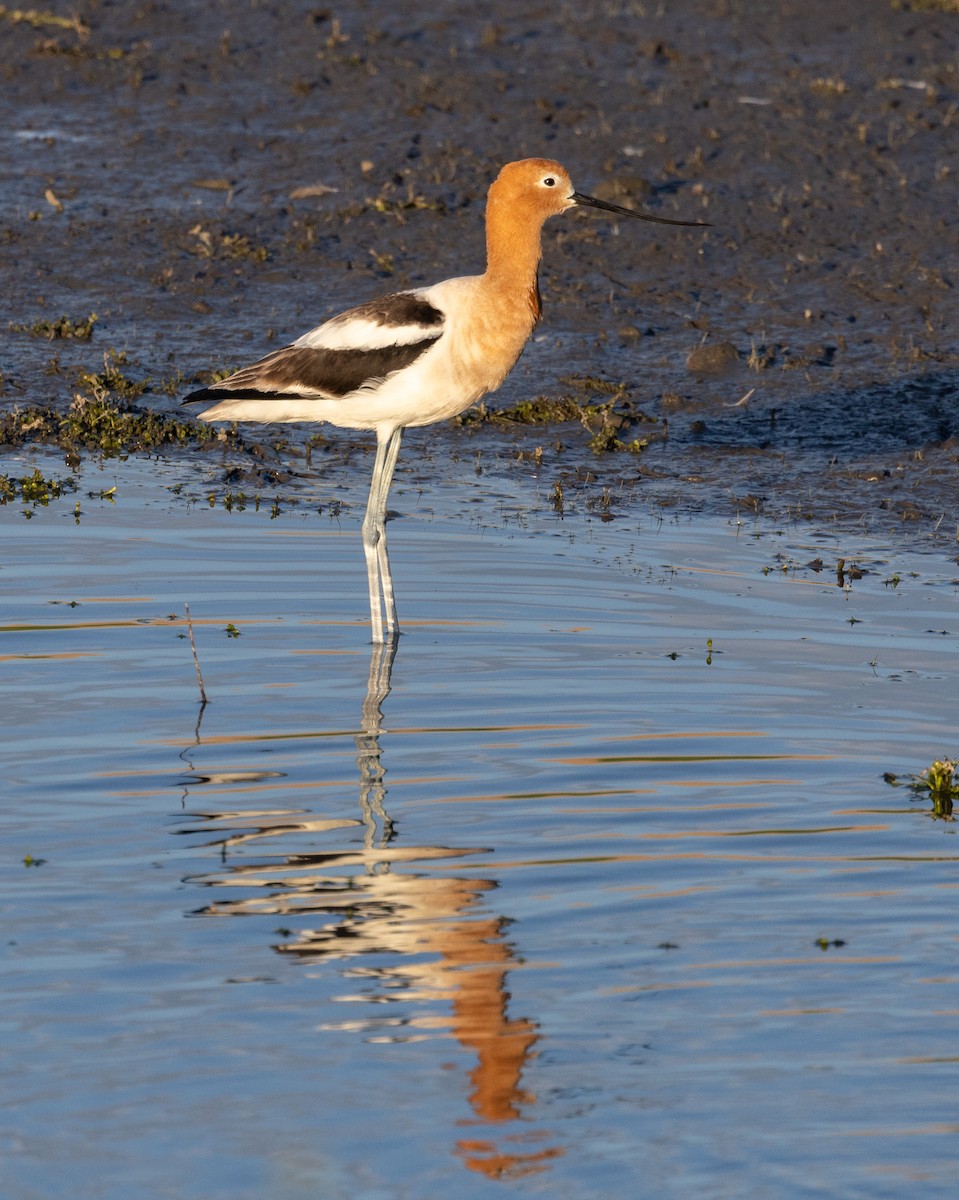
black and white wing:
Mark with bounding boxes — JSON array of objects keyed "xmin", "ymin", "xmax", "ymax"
[{"xmin": 183, "ymin": 291, "xmax": 445, "ymax": 413}]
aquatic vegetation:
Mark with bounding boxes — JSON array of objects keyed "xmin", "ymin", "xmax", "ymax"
[
  {"xmin": 836, "ymin": 559, "xmax": 864, "ymax": 585},
  {"xmin": 206, "ymin": 367, "xmax": 241, "ymax": 384},
  {"xmin": 9, "ymin": 312, "xmax": 98, "ymax": 341},
  {"xmin": 809, "ymin": 76, "xmax": 850, "ymax": 96},
  {"xmin": 0, "ymin": 5, "xmax": 88, "ymax": 35},
  {"xmin": 0, "ymin": 394, "xmax": 230, "ymax": 464},
  {"xmin": 367, "ymin": 247, "xmax": 394, "ymax": 275},
  {"xmin": 458, "ymin": 387, "xmax": 653, "ymax": 454},
  {"xmin": 886, "ymin": 756, "xmax": 958, "ymax": 819},
  {"xmin": 221, "ymin": 491, "xmax": 247, "ymax": 512},
  {"xmin": 560, "ymin": 374, "xmax": 631, "ymax": 396},
  {"xmin": 0, "ymin": 467, "xmax": 77, "ymax": 507},
  {"xmin": 912, "ymin": 758, "xmax": 958, "ymax": 818},
  {"xmin": 746, "ymin": 340, "xmax": 776, "ymax": 371},
  {"xmin": 62, "ymin": 395, "xmax": 220, "ymax": 458},
  {"xmin": 32, "ymin": 38, "xmax": 131, "ymax": 61},
  {"xmin": 73, "ymin": 351, "xmax": 151, "ymax": 402},
  {"xmin": 188, "ymin": 225, "xmax": 269, "ymax": 263},
  {"xmin": 461, "ymin": 396, "xmax": 590, "ymax": 426}
]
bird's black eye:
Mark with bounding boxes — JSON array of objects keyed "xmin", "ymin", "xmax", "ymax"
[{"xmin": 543, "ymin": 176, "xmax": 556, "ymax": 187}]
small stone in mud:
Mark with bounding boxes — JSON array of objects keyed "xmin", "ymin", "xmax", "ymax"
[{"xmin": 686, "ymin": 342, "xmax": 740, "ymax": 374}]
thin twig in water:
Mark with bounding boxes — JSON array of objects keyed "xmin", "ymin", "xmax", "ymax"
[{"xmin": 184, "ymin": 603, "xmax": 208, "ymax": 706}]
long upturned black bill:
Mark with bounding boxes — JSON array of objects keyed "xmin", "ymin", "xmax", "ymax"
[{"xmin": 572, "ymin": 191, "xmax": 711, "ymax": 227}]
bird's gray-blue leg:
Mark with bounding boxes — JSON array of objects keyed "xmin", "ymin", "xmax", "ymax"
[{"xmin": 362, "ymin": 426, "xmax": 403, "ymax": 642}]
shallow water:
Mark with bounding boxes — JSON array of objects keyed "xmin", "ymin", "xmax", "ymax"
[{"xmin": 2, "ymin": 453, "xmax": 958, "ymax": 1198}]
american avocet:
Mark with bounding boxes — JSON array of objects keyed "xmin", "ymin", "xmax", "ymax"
[{"xmin": 184, "ymin": 158, "xmax": 707, "ymax": 642}]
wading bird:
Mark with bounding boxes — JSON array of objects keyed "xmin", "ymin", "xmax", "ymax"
[{"xmin": 184, "ymin": 158, "xmax": 707, "ymax": 642}]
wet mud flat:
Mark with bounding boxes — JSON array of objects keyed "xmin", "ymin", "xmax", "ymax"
[{"xmin": 0, "ymin": 0, "xmax": 957, "ymax": 532}]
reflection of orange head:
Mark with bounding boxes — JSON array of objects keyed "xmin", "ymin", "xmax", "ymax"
[{"xmin": 457, "ymin": 1138, "xmax": 564, "ymax": 1182}]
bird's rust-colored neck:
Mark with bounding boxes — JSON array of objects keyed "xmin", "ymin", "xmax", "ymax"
[{"xmin": 482, "ymin": 184, "xmax": 546, "ymax": 324}]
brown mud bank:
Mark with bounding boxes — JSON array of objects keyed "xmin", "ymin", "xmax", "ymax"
[{"xmin": 1, "ymin": 0, "xmax": 957, "ymax": 537}]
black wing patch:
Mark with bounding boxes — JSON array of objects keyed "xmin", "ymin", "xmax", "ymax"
[
  {"xmin": 325, "ymin": 293, "xmax": 445, "ymax": 331},
  {"xmin": 183, "ymin": 337, "xmax": 442, "ymax": 405}
]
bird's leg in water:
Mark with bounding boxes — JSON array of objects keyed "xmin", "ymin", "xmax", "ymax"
[{"xmin": 362, "ymin": 426, "xmax": 403, "ymax": 642}]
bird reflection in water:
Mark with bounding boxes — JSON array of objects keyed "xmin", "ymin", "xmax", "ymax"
[{"xmin": 177, "ymin": 639, "xmax": 562, "ymax": 1181}]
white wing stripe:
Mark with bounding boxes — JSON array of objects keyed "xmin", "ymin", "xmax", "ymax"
[{"xmin": 295, "ymin": 316, "xmax": 440, "ymax": 352}]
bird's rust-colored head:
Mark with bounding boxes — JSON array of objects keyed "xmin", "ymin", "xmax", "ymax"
[
  {"xmin": 489, "ymin": 157, "xmax": 710, "ymax": 228},
  {"xmin": 488, "ymin": 158, "xmax": 577, "ymax": 222},
  {"xmin": 483, "ymin": 158, "xmax": 708, "ymax": 318}
]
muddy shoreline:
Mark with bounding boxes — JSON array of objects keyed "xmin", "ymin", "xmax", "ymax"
[{"xmin": 1, "ymin": 0, "xmax": 957, "ymax": 537}]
